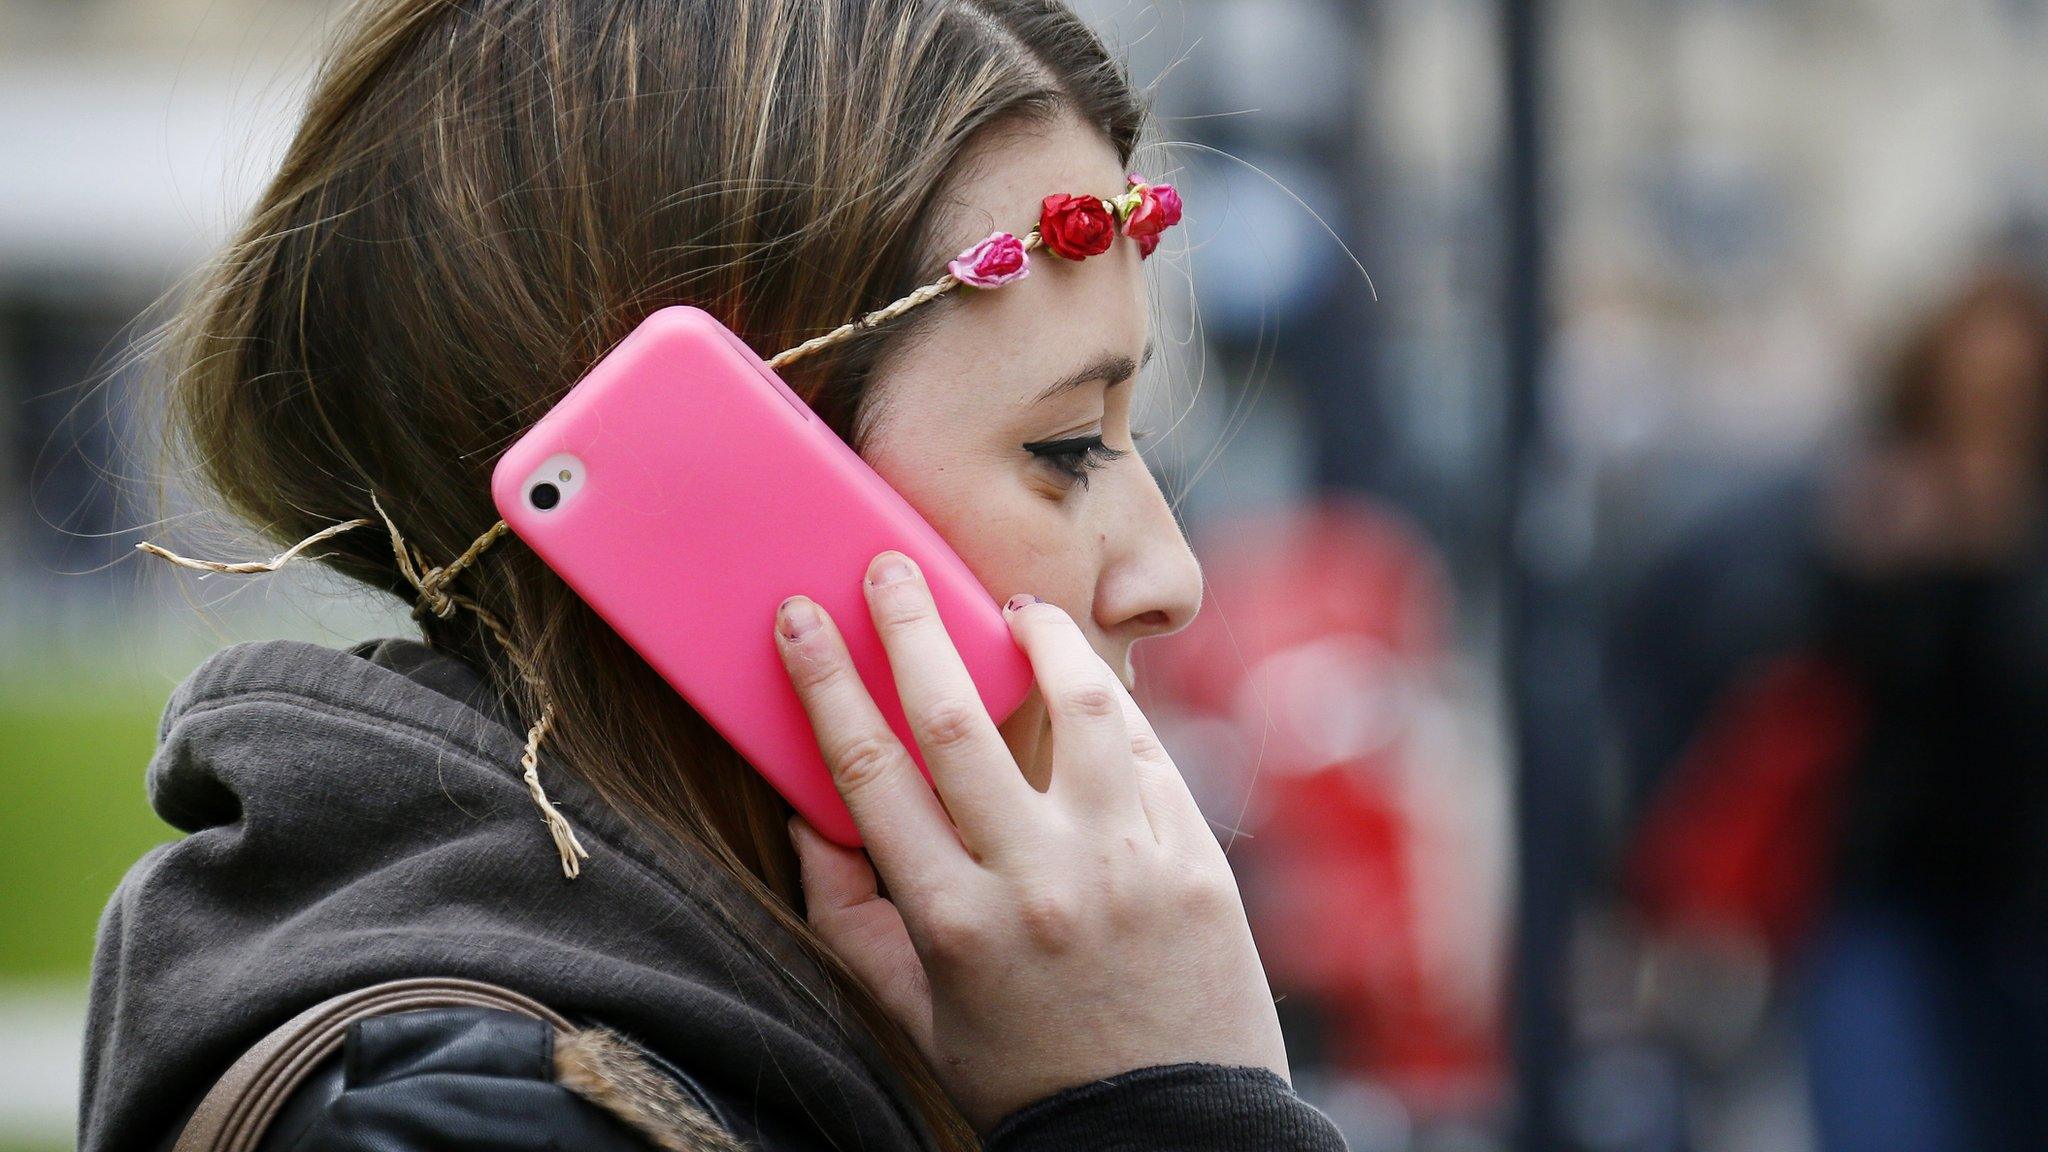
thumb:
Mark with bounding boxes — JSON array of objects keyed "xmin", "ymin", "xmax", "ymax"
[{"xmin": 789, "ymin": 815, "xmax": 934, "ymax": 1050}]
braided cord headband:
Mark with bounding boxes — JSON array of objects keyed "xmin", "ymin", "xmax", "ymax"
[{"xmin": 140, "ymin": 175, "xmax": 1183, "ymax": 879}]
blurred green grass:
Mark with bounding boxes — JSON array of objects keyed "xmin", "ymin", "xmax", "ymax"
[{"xmin": 0, "ymin": 683, "xmax": 176, "ymax": 979}]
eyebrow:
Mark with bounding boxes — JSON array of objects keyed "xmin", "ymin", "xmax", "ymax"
[{"xmin": 1029, "ymin": 341, "xmax": 1156, "ymax": 404}]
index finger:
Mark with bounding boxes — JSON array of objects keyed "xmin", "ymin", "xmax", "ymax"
[
  {"xmin": 861, "ymin": 552, "xmax": 1042, "ymax": 853},
  {"xmin": 775, "ymin": 594, "xmax": 970, "ymax": 888}
]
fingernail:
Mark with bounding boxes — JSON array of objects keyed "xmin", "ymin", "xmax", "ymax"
[
  {"xmin": 1004, "ymin": 593, "xmax": 1040, "ymax": 613},
  {"xmin": 779, "ymin": 596, "xmax": 821, "ymax": 640},
  {"xmin": 869, "ymin": 553, "xmax": 914, "ymax": 587}
]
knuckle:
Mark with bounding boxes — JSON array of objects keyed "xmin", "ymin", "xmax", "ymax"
[
  {"xmin": 1127, "ymin": 725, "xmax": 1170, "ymax": 763},
  {"xmin": 1051, "ymin": 678, "xmax": 1120, "ymax": 722},
  {"xmin": 1015, "ymin": 889, "xmax": 1082, "ymax": 954},
  {"xmin": 1170, "ymin": 868, "xmax": 1241, "ymax": 923},
  {"xmin": 916, "ymin": 898, "xmax": 985, "ymax": 969},
  {"xmin": 829, "ymin": 732, "xmax": 902, "ymax": 798},
  {"xmin": 918, "ymin": 695, "xmax": 985, "ymax": 753}
]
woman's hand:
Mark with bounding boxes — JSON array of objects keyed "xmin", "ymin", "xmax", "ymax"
[{"xmin": 773, "ymin": 550, "xmax": 1289, "ymax": 1132}]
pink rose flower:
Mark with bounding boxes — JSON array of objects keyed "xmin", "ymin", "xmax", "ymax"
[
  {"xmin": 948, "ymin": 230, "xmax": 1031, "ymax": 288},
  {"xmin": 1150, "ymin": 182, "xmax": 1183, "ymax": 227}
]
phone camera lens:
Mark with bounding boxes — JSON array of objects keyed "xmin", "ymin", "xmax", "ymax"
[{"xmin": 530, "ymin": 482, "xmax": 561, "ymax": 511}]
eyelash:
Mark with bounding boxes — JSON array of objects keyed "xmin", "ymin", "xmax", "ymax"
[{"xmin": 1020, "ymin": 430, "xmax": 1148, "ymax": 488}]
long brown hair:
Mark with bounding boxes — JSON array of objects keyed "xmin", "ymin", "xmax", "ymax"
[{"xmin": 151, "ymin": 0, "xmax": 1145, "ymax": 1144}]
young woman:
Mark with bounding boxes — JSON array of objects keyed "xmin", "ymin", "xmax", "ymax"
[{"xmin": 78, "ymin": 1, "xmax": 1347, "ymax": 1149}]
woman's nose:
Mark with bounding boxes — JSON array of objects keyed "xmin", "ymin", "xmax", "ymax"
[{"xmin": 1096, "ymin": 466, "xmax": 1204, "ymax": 641}]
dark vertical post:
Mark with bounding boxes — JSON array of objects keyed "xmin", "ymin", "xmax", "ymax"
[
  {"xmin": 1500, "ymin": 1, "xmax": 1584, "ymax": 1150},
  {"xmin": 1302, "ymin": 0, "xmax": 1395, "ymax": 500}
]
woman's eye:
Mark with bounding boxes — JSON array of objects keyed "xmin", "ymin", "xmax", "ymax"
[{"xmin": 1021, "ymin": 433, "xmax": 1131, "ymax": 489}]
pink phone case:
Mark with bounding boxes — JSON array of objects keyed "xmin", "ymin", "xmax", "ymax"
[{"xmin": 492, "ymin": 305, "xmax": 1035, "ymax": 846}]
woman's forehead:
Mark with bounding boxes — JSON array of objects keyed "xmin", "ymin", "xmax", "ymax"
[
  {"xmin": 865, "ymin": 110, "xmax": 1148, "ymax": 428},
  {"xmin": 875, "ymin": 248, "xmax": 1146, "ymax": 434},
  {"xmin": 923, "ymin": 109, "xmax": 1130, "ymax": 265}
]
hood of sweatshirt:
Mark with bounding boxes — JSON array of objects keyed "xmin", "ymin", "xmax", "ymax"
[{"xmin": 77, "ymin": 637, "xmax": 932, "ymax": 1152}]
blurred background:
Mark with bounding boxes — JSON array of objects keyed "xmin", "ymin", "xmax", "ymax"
[{"xmin": 7, "ymin": 1, "xmax": 2048, "ymax": 1150}]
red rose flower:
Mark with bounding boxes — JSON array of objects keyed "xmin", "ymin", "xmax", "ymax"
[
  {"xmin": 1122, "ymin": 188, "xmax": 1169, "ymax": 247},
  {"xmin": 1038, "ymin": 193, "xmax": 1117, "ymax": 260},
  {"xmin": 1120, "ymin": 177, "xmax": 1183, "ymax": 260}
]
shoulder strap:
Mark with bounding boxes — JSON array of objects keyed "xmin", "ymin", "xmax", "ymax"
[{"xmin": 173, "ymin": 977, "xmax": 574, "ymax": 1152}]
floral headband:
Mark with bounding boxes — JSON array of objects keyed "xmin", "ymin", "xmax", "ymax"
[
  {"xmin": 140, "ymin": 174, "xmax": 1183, "ymax": 878},
  {"xmin": 958, "ymin": 173, "xmax": 1182, "ymax": 277},
  {"xmin": 767, "ymin": 173, "xmax": 1181, "ymax": 370}
]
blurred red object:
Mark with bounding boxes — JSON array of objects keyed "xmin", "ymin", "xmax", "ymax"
[
  {"xmin": 1625, "ymin": 652, "xmax": 1868, "ymax": 957},
  {"xmin": 1139, "ymin": 494, "xmax": 1446, "ymax": 714},
  {"xmin": 1137, "ymin": 495, "xmax": 1500, "ymax": 1112}
]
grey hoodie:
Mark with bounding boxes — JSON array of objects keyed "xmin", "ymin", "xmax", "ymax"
[{"xmin": 77, "ymin": 637, "xmax": 934, "ymax": 1152}]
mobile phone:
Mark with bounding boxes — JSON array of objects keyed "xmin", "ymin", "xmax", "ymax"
[{"xmin": 492, "ymin": 305, "xmax": 1035, "ymax": 846}]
